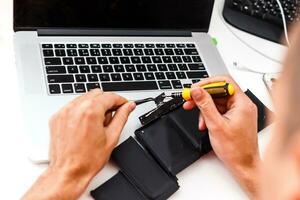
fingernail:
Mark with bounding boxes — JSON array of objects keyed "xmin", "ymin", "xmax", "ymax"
[
  {"xmin": 191, "ymin": 88, "xmax": 202, "ymax": 100},
  {"xmin": 128, "ymin": 102, "xmax": 136, "ymax": 111}
]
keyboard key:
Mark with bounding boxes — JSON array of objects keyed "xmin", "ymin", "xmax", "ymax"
[
  {"xmin": 136, "ymin": 64, "xmax": 147, "ymax": 72},
  {"xmin": 45, "ymin": 58, "xmax": 61, "ymax": 65},
  {"xmin": 79, "ymin": 44, "xmax": 89, "ymax": 48},
  {"xmin": 112, "ymin": 49, "xmax": 122, "ymax": 56},
  {"xmin": 62, "ymin": 57, "xmax": 74, "ymax": 65},
  {"xmin": 174, "ymin": 49, "xmax": 184, "ymax": 55},
  {"xmin": 79, "ymin": 49, "xmax": 89, "ymax": 56},
  {"xmin": 90, "ymin": 44, "xmax": 100, "ymax": 48},
  {"xmin": 146, "ymin": 64, "xmax": 157, "ymax": 71},
  {"xmin": 156, "ymin": 44, "xmax": 165, "ymax": 48},
  {"xmin": 79, "ymin": 65, "xmax": 90, "ymax": 73},
  {"xmin": 164, "ymin": 49, "xmax": 174, "ymax": 55},
  {"xmin": 154, "ymin": 49, "xmax": 164, "ymax": 55},
  {"xmin": 183, "ymin": 83, "xmax": 192, "ymax": 88},
  {"xmin": 178, "ymin": 64, "xmax": 188, "ymax": 70},
  {"xmin": 111, "ymin": 73, "xmax": 122, "ymax": 81},
  {"xmin": 97, "ymin": 57, "xmax": 108, "ymax": 64},
  {"xmin": 188, "ymin": 63, "xmax": 205, "ymax": 70},
  {"xmin": 74, "ymin": 83, "xmax": 86, "ymax": 93},
  {"xmin": 74, "ymin": 57, "xmax": 85, "ymax": 64},
  {"xmin": 135, "ymin": 44, "xmax": 144, "ymax": 48},
  {"xmin": 86, "ymin": 83, "xmax": 101, "ymax": 91},
  {"xmin": 144, "ymin": 49, "xmax": 154, "ymax": 55},
  {"xmin": 67, "ymin": 44, "xmax": 77, "ymax": 48},
  {"xmin": 49, "ymin": 84, "xmax": 61, "ymax": 94},
  {"xmin": 146, "ymin": 44, "xmax": 155, "ymax": 48},
  {"xmin": 102, "ymin": 65, "xmax": 114, "ymax": 72},
  {"xmin": 184, "ymin": 48, "xmax": 198, "ymax": 55},
  {"xmin": 145, "ymin": 72, "xmax": 155, "ymax": 80},
  {"xmin": 124, "ymin": 44, "xmax": 134, "ymax": 48},
  {"xmin": 67, "ymin": 49, "xmax": 77, "ymax": 56},
  {"xmin": 141, "ymin": 57, "xmax": 152, "ymax": 63},
  {"xmin": 91, "ymin": 65, "xmax": 102, "ymax": 73},
  {"xmin": 171, "ymin": 80, "xmax": 183, "ymax": 89},
  {"xmin": 86, "ymin": 57, "xmax": 97, "ymax": 64},
  {"xmin": 162, "ymin": 56, "xmax": 172, "ymax": 63},
  {"xmin": 155, "ymin": 72, "xmax": 166, "ymax": 80},
  {"xmin": 113, "ymin": 44, "xmax": 123, "ymax": 48},
  {"xmin": 176, "ymin": 44, "xmax": 185, "ymax": 48},
  {"xmin": 192, "ymin": 56, "xmax": 202, "ymax": 62},
  {"xmin": 67, "ymin": 66, "xmax": 79, "ymax": 73},
  {"xmin": 55, "ymin": 49, "xmax": 66, "ymax": 57},
  {"xmin": 186, "ymin": 71, "xmax": 209, "ymax": 79},
  {"xmin": 75, "ymin": 74, "xmax": 87, "ymax": 82},
  {"xmin": 176, "ymin": 72, "xmax": 187, "ymax": 79},
  {"xmin": 152, "ymin": 56, "xmax": 162, "ymax": 63},
  {"xmin": 172, "ymin": 56, "xmax": 182, "ymax": 63},
  {"xmin": 54, "ymin": 44, "xmax": 65, "ymax": 48},
  {"xmin": 123, "ymin": 49, "xmax": 133, "ymax": 56},
  {"xmin": 166, "ymin": 44, "xmax": 175, "ymax": 48},
  {"xmin": 131, "ymin": 57, "xmax": 141, "ymax": 64},
  {"xmin": 42, "ymin": 44, "xmax": 53, "ymax": 48},
  {"xmin": 182, "ymin": 56, "xmax": 192, "ymax": 62},
  {"xmin": 192, "ymin": 79, "xmax": 201, "ymax": 83},
  {"xmin": 120, "ymin": 57, "xmax": 130, "ymax": 64},
  {"xmin": 157, "ymin": 64, "xmax": 168, "ymax": 71},
  {"xmin": 101, "ymin": 49, "xmax": 112, "ymax": 56},
  {"xmin": 48, "ymin": 75, "xmax": 74, "ymax": 83},
  {"xmin": 43, "ymin": 49, "xmax": 54, "ymax": 57},
  {"xmin": 158, "ymin": 80, "xmax": 172, "ymax": 89},
  {"xmin": 109, "ymin": 57, "xmax": 119, "ymax": 64},
  {"xmin": 102, "ymin": 81, "xmax": 158, "ymax": 91},
  {"xmin": 102, "ymin": 44, "xmax": 112, "ymax": 48},
  {"xmin": 90, "ymin": 49, "xmax": 100, "ymax": 56},
  {"xmin": 46, "ymin": 66, "xmax": 66, "ymax": 74},
  {"xmin": 125, "ymin": 65, "xmax": 136, "ymax": 72},
  {"xmin": 62, "ymin": 84, "xmax": 74, "ymax": 93},
  {"xmin": 133, "ymin": 73, "xmax": 144, "ymax": 80},
  {"xmin": 134, "ymin": 49, "xmax": 144, "ymax": 56},
  {"xmin": 87, "ymin": 74, "xmax": 99, "ymax": 82},
  {"xmin": 99, "ymin": 74, "xmax": 110, "ymax": 81},
  {"xmin": 114, "ymin": 65, "xmax": 125, "ymax": 72},
  {"xmin": 166, "ymin": 72, "xmax": 176, "ymax": 79},
  {"xmin": 122, "ymin": 73, "xmax": 133, "ymax": 81},
  {"xmin": 186, "ymin": 44, "xmax": 195, "ymax": 47},
  {"xmin": 168, "ymin": 64, "xmax": 178, "ymax": 71}
]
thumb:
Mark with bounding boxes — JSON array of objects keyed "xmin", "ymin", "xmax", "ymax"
[
  {"xmin": 190, "ymin": 87, "xmax": 223, "ymax": 129},
  {"xmin": 105, "ymin": 102, "xmax": 136, "ymax": 145}
]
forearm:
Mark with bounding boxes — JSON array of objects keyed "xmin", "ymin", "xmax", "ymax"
[{"xmin": 22, "ymin": 167, "xmax": 91, "ymax": 200}]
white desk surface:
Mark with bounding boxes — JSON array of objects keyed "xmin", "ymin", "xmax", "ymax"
[{"xmin": 0, "ymin": 0, "xmax": 286, "ymax": 199}]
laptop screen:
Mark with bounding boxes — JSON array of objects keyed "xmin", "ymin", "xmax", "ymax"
[{"xmin": 14, "ymin": 0, "xmax": 214, "ymax": 32}]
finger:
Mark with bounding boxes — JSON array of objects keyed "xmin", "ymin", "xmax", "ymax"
[
  {"xmin": 105, "ymin": 102, "xmax": 136, "ymax": 146},
  {"xmin": 73, "ymin": 88, "xmax": 103, "ymax": 105},
  {"xmin": 190, "ymin": 87, "xmax": 223, "ymax": 129},
  {"xmin": 183, "ymin": 100, "xmax": 196, "ymax": 110},
  {"xmin": 198, "ymin": 114, "xmax": 207, "ymax": 131},
  {"xmin": 100, "ymin": 92, "xmax": 128, "ymax": 111}
]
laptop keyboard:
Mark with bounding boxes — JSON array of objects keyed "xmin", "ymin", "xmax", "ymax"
[{"xmin": 41, "ymin": 43, "xmax": 209, "ymax": 94}]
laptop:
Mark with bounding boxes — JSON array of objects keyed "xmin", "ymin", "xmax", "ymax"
[{"xmin": 13, "ymin": 0, "xmax": 228, "ymax": 162}]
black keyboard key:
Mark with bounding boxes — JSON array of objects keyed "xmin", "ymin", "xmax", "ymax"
[
  {"xmin": 86, "ymin": 83, "xmax": 101, "ymax": 91},
  {"xmin": 79, "ymin": 49, "xmax": 89, "ymax": 56},
  {"xmin": 135, "ymin": 44, "xmax": 144, "ymax": 48},
  {"xmin": 182, "ymin": 56, "xmax": 192, "ymax": 63},
  {"xmin": 113, "ymin": 44, "xmax": 123, "ymax": 48},
  {"xmin": 125, "ymin": 65, "xmax": 136, "ymax": 72},
  {"xmin": 123, "ymin": 49, "xmax": 133, "ymax": 56},
  {"xmin": 66, "ymin": 44, "xmax": 77, "ymax": 48},
  {"xmin": 86, "ymin": 57, "xmax": 97, "ymax": 64},
  {"xmin": 124, "ymin": 44, "xmax": 134, "ymax": 48},
  {"xmin": 87, "ymin": 74, "xmax": 99, "ymax": 82},
  {"xmin": 74, "ymin": 57, "xmax": 85, "ymax": 64},
  {"xmin": 111, "ymin": 73, "xmax": 122, "ymax": 81},
  {"xmin": 183, "ymin": 83, "xmax": 192, "ymax": 88},
  {"xmin": 144, "ymin": 49, "xmax": 154, "ymax": 55},
  {"xmin": 74, "ymin": 83, "xmax": 86, "ymax": 93},
  {"xmin": 46, "ymin": 66, "xmax": 66, "ymax": 74},
  {"xmin": 186, "ymin": 44, "xmax": 195, "ymax": 47},
  {"xmin": 114, "ymin": 65, "xmax": 125, "ymax": 72},
  {"xmin": 188, "ymin": 63, "xmax": 205, "ymax": 70},
  {"xmin": 48, "ymin": 75, "xmax": 74, "ymax": 83},
  {"xmin": 75, "ymin": 74, "xmax": 87, "ymax": 82},
  {"xmin": 62, "ymin": 84, "xmax": 74, "ymax": 93},
  {"xmin": 168, "ymin": 64, "xmax": 178, "ymax": 71},
  {"xmin": 54, "ymin": 44, "xmax": 65, "ymax": 48},
  {"xmin": 131, "ymin": 57, "xmax": 141, "ymax": 64},
  {"xmin": 102, "ymin": 65, "xmax": 114, "ymax": 72},
  {"xmin": 109, "ymin": 57, "xmax": 120, "ymax": 64},
  {"xmin": 133, "ymin": 73, "xmax": 144, "ymax": 80},
  {"xmin": 154, "ymin": 49, "xmax": 164, "ymax": 55},
  {"xmin": 141, "ymin": 57, "xmax": 152, "ymax": 63},
  {"xmin": 91, "ymin": 65, "xmax": 102, "ymax": 73},
  {"xmin": 176, "ymin": 44, "xmax": 185, "ymax": 48},
  {"xmin": 158, "ymin": 80, "xmax": 172, "ymax": 89},
  {"xmin": 166, "ymin": 72, "xmax": 176, "ymax": 79},
  {"xmin": 162, "ymin": 56, "xmax": 172, "ymax": 63},
  {"xmin": 49, "ymin": 84, "xmax": 61, "ymax": 94},
  {"xmin": 102, "ymin": 81, "xmax": 158, "ymax": 91},
  {"xmin": 120, "ymin": 57, "xmax": 130, "ymax": 64},
  {"xmin": 155, "ymin": 72, "xmax": 166, "ymax": 80},
  {"xmin": 176, "ymin": 72, "xmax": 187, "ymax": 79},
  {"xmin": 112, "ymin": 49, "xmax": 122, "ymax": 56},
  {"xmin": 134, "ymin": 49, "xmax": 144, "ymax": 56},
  {"xmin": 62, "ymin": 57, "xmax": 74, "ymax": 65},
  {"xmin": 102, "ymin": 44, "xmax": 112, "ymax": 48},
  {"xmin": 186, "ymin": 71, "xmax": 209, "ymax": 79},
  {"xmin": 55, "ymin": 49, "xmax": 66, "ymax": 57},
  {"xmin": 178, "ymin": 64, "xmax": 188, "ymax": 71},
  {"xmin": 79, "ymin": 65, "xmax": 90, "ymax": 73},
  {"xmin": 152, "ymin": 56, "xmax": 162, "ymax": 63},
  {"xmin": 145, "ymin": 72, "xmax": 155, "ymax": 80},
  {"xmin": 192, "ymin": 56, "xmax": 202, "ymax": 62},
  {"xmin": 171, "ymin": 80, "xmax": 183, "ymax": 89},
  {"xmin": 157, "ymin": 64, "xmax": 168, "ymax": 71},
  {"xmin": 90, "ymin": 44, "xmax": 100, "ymax": 48},
  {"xmin": 97, "ymin": 57, "xmax": 108, "ymax": 64},
  {"xmin": 166, "ymin": 44, "xmax": 175, "ymax": 48},
  {"xmin": 67, "ymin": 66, "xmax": 79, "ymax": 73},
  {"xmin": 45, "ymin": 58, "xmax": 61, "ymax": 65},
  {"xmin": 146, "ymin": 44, "xmax": 155, "ymax": 48},
  {"xmin": 101, "ymin": 49, "xmax": 112, "ymax": 56},
  {"xmin": 122, "ymin": 73, "xmax": 133, "ymax": 81},
  {"xmin": 172, "ymin": 56, "xmax": 182, "ymax": 63},
  {"xmin": 164, "ymin": 49, "xmax": 174, "ymax": 55},
  {"xmin": 99, "ymin": 74, "xmax": 110, "ymax": 81},
  {"xmin": 156, "ymin": 44, "xmax": 165, "ymax": 48},
  {"xmin": 192, "ymin": 79, "xmax": 201, "ymax": 83},
  {"xmin": 184, "ymin": 48, "xmax": 198, "ymax": 55},
  {"xmin": 79, "ymin": 44, "xmax": 89, "ymax": 48},
  {"xmin": 67, "ymin": 49, "xmax": 77, "ymax": 56},
  {"xmin": 42, "ymin": 44, "xmax": 53, "ymax": 48},
  {"xmin": 43, "ymin": 49, "xmax": 54, "ymax": 57},
  {"xmin": 136, "ymin": 64, "xmax": 147, "ymax": 72},
  {"xmin": 90, "ymin": 49, "xmax": 100, "ymax": 56},
  {"xmin": 174, "ymin": 49, "xmax": 184, "ymax": 55},
  {"xmin": 146, "ymin": 64, "xmax": 157, "ymax": 71}
]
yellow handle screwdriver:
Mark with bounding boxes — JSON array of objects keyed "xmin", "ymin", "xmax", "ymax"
[{"xmin": 164, "ymin": 82, "xmax": 235, "ymax": 101}]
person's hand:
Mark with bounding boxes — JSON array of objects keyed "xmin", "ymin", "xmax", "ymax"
[
  {"xmin": 22, "ymin": 89, "xmax": 135, "ymax": 200},
  {"xmin": 183, "ymin": 76, "xmax": 260, "ymax": 198}
]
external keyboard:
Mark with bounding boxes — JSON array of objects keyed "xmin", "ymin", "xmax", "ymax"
[{"xmin": 41, "ymin": 43, "xmax": 208, "ymax": 95}]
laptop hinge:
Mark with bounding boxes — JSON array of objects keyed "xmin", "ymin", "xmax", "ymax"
[{"xmin": 37, "ymin": 29, "xmax": 192, "ymax": 37}]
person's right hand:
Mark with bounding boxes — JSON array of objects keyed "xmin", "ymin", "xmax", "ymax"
[{"xmin": 183, "ymin": 76, "xmax": 260, "ymax": 198}]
